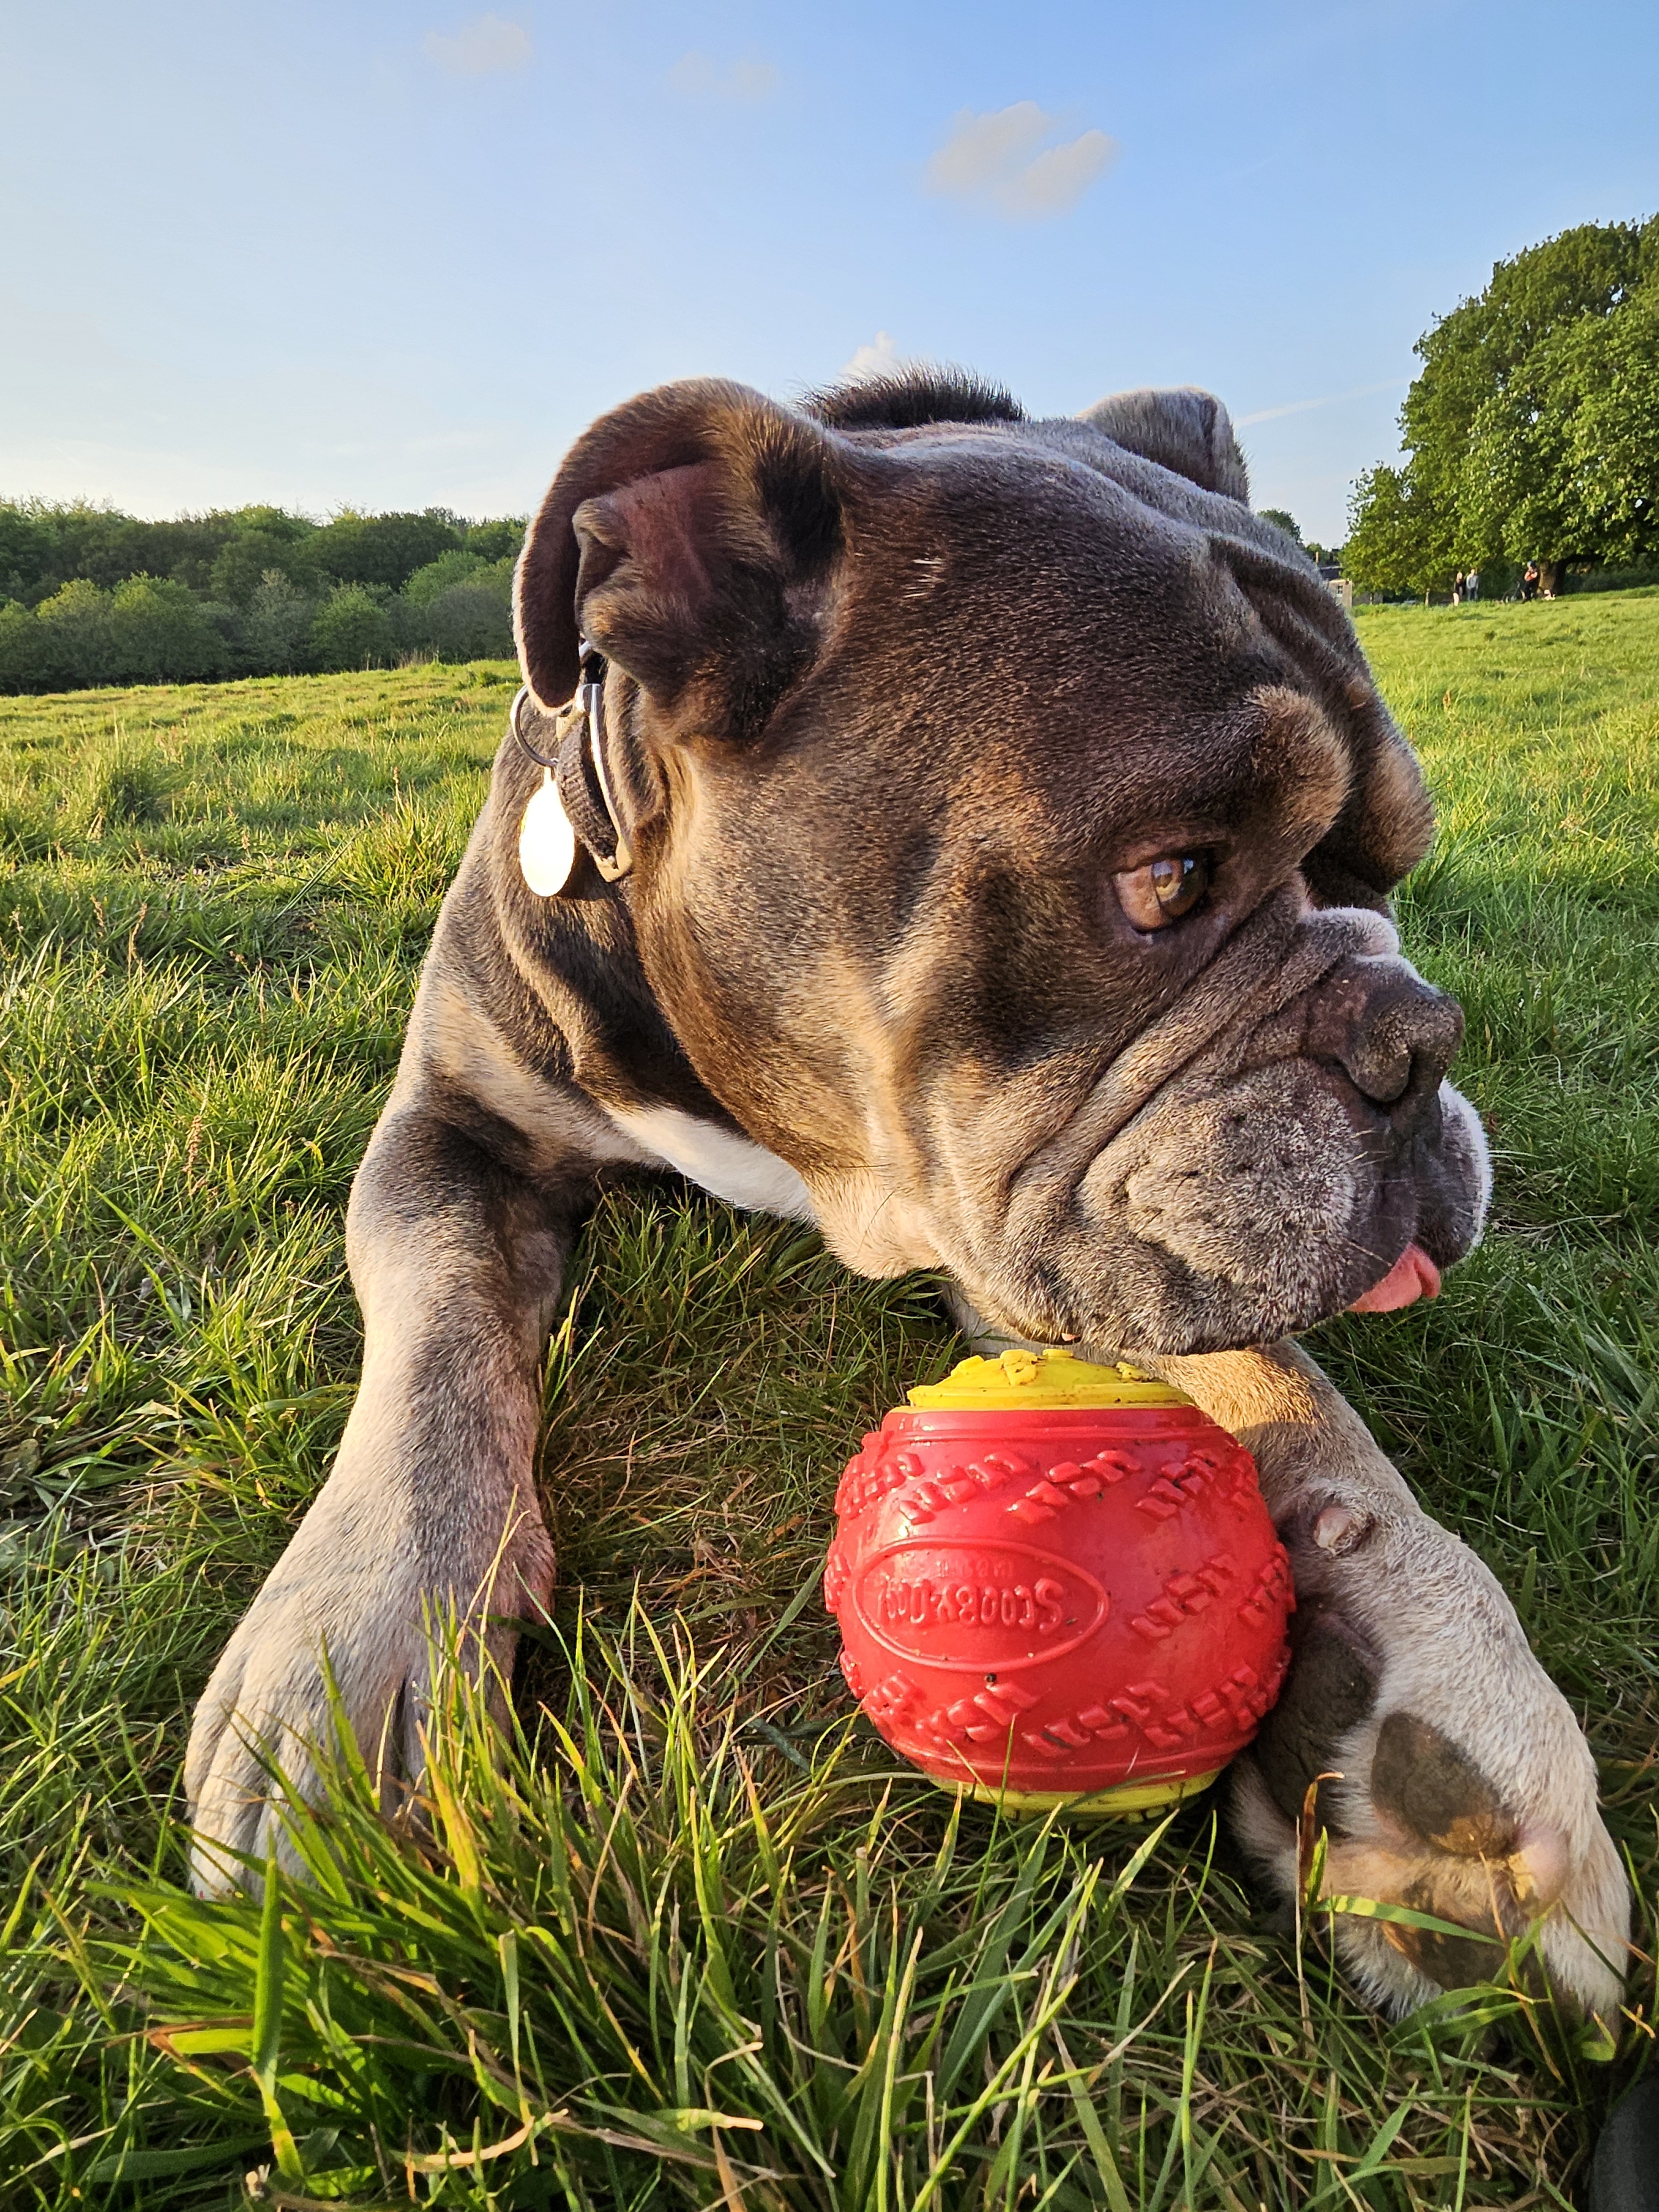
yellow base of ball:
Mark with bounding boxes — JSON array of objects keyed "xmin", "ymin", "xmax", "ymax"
[{"xmin": 944, "ymin": 1767, "xmax": 1224, "ymax": 1820}]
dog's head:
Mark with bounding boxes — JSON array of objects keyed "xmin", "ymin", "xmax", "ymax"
[{"xmin": 513, "ymin": 373, "xmax": 1489, "ymax": 1355}]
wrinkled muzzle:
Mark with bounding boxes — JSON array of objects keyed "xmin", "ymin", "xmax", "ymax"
[{"xmin": 972, "ymin": 892, "xmax": 1491, "ymax": 1355}]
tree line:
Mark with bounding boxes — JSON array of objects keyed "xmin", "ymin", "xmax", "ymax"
[
  {"xmin": 9, "ymin": 221, "xmax": 1653, "ymax": 696},
  {"xmin": 0, "ymin": 502, "xmax": 526, "ymax": 693},
  {"xmin": 1345, "ymin": 215, "xmax": 1659, "ymax": 600}
]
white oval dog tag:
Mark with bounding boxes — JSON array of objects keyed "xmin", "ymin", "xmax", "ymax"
[{"xmin": 518, "ymin": 768, "xmax": 579, "ymax": 896}]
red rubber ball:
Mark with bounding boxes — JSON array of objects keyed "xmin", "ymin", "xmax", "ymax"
[{"xmin": 825, "ymin": 1353, "xmax": 1293, "ymax": 1812}]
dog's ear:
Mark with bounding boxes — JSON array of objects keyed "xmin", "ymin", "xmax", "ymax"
[
  {"xmin": 514, "ymin": 379, "xmax": 843, "ymax": 742},
  {"xmin": 1076, "ymin": 387, "xmax": 1250, "ymax": 504}
]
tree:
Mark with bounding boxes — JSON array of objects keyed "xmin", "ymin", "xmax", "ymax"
[
  {"xmin": 22, "ymin": 574, "xmax": 231, "ymax": 685},
  {"xmin": 403, "ymin": 549, "xmax": 488, "ymax": 608},
  {"xmin": 0, "ymin": 498, "xmax": 528, "ymax": 692},
  {"xmin": 310, "ymin": 585, "xmax": 397, "ymax": 671},
  {"xmin": 34, "ymin": 578, "xmax": 118, "ymax": 686},
  {"xmin": 0, "ymin": 506, "xmax": 54, "ymax": 604},
  {"xmin": 1459, "ymin": 285, "xmax": 1659, "ymax": 576},
  {"xmin": 461, "ymin": 517, "xmax": 525, "ymax": 563},
  {"xmin": 1343, "ymin": 466, "xmax": 1449, "ymax": 599},
  {"xmin": 421, "ymin": 566, "xmax": 515, "ymax": 661},
  {"xmin": 0, "ymin": 599, "xmax": 48, "ymax": 690},
  {"xmin": 1557, "ymin": 287, "xmax": 1659, "ymax": 565},
  {"xmin": 108, "ymin": 576, "xmax": 228, "ymax": 683},
  {"xmin": 421, "ymin": 584, "xmax": 513, "ymax": 661},
  {"xmin": 208, "ymin": 529, "xmax": 322, "ymax": 607},
  {"xmin": 1347, "ymin": 215, "xmax": 1659, "ymax": 594},
  {"xmin": 241, "ymin": 571, "xmax": 319, "ymax": 675},
  {"xmin": 310, "ymin": 509, "xmax": 461, "ymax": 589},
  {"xmin": 1258, "ymin": 508, "xmax": 1303, "ymax": 545},
  {"xmin": 398, "ymin": 554, "xmax": 515, "ymax": 661}
]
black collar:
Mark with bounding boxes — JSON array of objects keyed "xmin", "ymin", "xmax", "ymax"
[{"xmin": 510, "ymin": 643, "xmax": 633, "ymax": 883}]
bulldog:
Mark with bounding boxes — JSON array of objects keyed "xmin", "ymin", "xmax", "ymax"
[{"xmin": 185, "ymin": 369, "xmax": 1630, "ymax": 2023}]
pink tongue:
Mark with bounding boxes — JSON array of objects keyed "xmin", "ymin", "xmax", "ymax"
[{"xmin": 1349, "ymin": 1242, "xmax": 1442, "ymax": 1314}]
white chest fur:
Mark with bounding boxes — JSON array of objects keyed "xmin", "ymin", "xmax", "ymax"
[{"xmin": 603, "ymin": 1103, "xmax": 816, "ymax": 1220}]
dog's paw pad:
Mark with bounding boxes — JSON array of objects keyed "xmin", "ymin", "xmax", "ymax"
[
  {"xmin": 1371, "ymin": 1710, "xmax": 1516, "ymax": 1858},
  {"xmin": 1253, "ymin": 1603, "xmax": 1379, "ymax": 1829},
  {"xmin": 1383, "ymin": 1900, "xmax": 1509, "ymax": 1991}
]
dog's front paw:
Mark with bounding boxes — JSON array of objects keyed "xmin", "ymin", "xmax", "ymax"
[
  {"xmin": 1235, "ymin": 1499, "xmax": 1630, "ymax": 2023},
  {"xmin": 184, "ymin": 1486, "xmax": 551, "ymax": 1895}
]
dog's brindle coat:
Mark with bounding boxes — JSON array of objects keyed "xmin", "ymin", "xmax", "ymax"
[{"xmin": 186, "ymin": 373, "xmax": 1629, "ymax": 2020}]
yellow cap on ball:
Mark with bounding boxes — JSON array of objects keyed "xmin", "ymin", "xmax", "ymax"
[{"xmin": 906, "ymin": 1347, "xmax": 1192, "ymax": 1411}]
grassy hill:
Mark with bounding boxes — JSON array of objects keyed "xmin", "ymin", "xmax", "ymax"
[{"xmin": 1, "ymin": 593, "xmax": 1656, "ymax": 2205}]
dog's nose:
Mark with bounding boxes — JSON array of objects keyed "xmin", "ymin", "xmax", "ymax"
[{"xmin": 1307, "ymin": 958, "xmax": 1465, "ymax": 1110}]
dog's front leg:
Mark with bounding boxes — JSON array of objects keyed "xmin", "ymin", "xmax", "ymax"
[
  {"xmin": 1150, "ymin": 1340, "xmax": 1631, "ymax": 2024},
  {"xmin": 185, "ymin": 1100, "xmax": 568, "ymax": 1892}
]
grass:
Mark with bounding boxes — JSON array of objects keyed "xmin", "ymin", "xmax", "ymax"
[{"xmin": 0, "ymin": 592, "xmax": 1655, "ymax": 2207}]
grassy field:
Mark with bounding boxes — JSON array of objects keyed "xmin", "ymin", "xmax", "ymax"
[{"xmin": 1, "ymin": 591, "xmax": 1656, "ymax": 2208}]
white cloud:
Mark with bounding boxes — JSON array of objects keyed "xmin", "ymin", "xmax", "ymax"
[
  {"xmin": 423, "ymin": 13, "xmax": 532, "ymax": 77},
  {"xmin": 841, "ymin": 331, "xmax": 904, "ymax": 379},
  {"xmin": 926, "ymin": 102, "xmax": 1118, "ymax": 220},
  {"xmin": 669, "ymin": 50, "xmax": 779, "ymax": 102},
  {"xmin": 1237, "ymin": 380, "xmax": 1402, "ymax": 426}
]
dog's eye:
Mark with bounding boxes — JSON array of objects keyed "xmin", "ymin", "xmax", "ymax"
[{"xmin": 1113, "ymin": 852, "xmax": 1211, "ymax": 931}]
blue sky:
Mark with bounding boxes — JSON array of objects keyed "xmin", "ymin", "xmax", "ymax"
[{"xmin": 2, "ymin": 1, "xmax": 1655, "ymax": 544}]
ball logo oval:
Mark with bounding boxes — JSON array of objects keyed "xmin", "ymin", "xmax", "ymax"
[{"xmin": 853, "ymin": 1541, "xmax": 1107, "ymax": 1670}]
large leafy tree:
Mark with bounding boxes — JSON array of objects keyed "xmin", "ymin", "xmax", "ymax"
[
  {"xmin": 1347, "ymin": 216, "xmax": 1659, "ymax": 594},
  {"xmin": 1343, "ymin": 465, "xmax": 1451, "ymax": 600}
]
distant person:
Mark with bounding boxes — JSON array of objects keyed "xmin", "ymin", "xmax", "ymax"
[
  {"xmin": 1451, "ymin": 570, "xmax": 1465, "ymax": 605},
  {"xmin": 1465, "ymin": 567, "xmax": 1480, "ymax": 602},
  {"xmin": 1521, "ymin": 561, "xmax": 1540, "ymax": 602}
]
